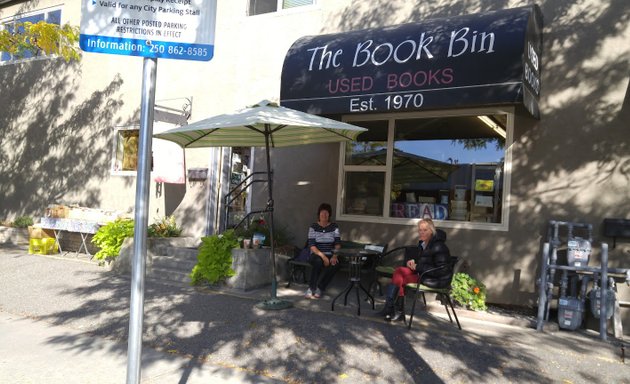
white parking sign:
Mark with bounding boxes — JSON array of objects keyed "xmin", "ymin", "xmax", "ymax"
[{"xmin": 80, "ymin": 0, "xmax": 217, "ymax": 61}]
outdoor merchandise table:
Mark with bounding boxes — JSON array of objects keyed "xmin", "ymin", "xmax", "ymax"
[{"xmin": 39, "ymin": 217, "xmax": 101, "ymax": 256}]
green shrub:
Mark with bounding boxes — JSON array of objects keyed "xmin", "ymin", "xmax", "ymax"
[
  {"xmin": 451, "ymin": 272, "xmax": 487, "ymax": 311},
  {"xmin": 91, "ymin": 216, "xmax": 182, "ymax": 264},
  {"xmin": 190, "ymin": 230, "xmax": 238, "ymax": 285},
  {"xmin": 148, "ymin": 215, "xmax": 182, "ymax": 238},
  {"xmin": 91, "ymin": 219, "xmax": 135, "ymax": 263},
  {"xmin": 12, "ymin": 216, "xmax": 33, "ymax": 228}
]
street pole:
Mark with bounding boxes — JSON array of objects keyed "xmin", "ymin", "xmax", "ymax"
[{"xmin": 126, "ymin": 57, "xmax": 157, "ymax": 384}]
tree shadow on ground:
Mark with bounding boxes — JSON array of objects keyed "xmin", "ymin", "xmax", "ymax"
[{"xmin": 25, "ymin": 264, "xmax": 596, "ymax": 383}]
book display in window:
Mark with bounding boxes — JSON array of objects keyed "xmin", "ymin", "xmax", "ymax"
[
  {"xmin": 470, "ymin": 164, "xmax": 502, "ymax": 222},
  {"xmin": 449, "ymin": 185, "xmax": 469, "ymax": 221}
]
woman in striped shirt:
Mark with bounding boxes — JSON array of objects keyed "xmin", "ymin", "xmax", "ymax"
[{"xmin": 305, "ymin": 203, "xmax": 341, "ymax": 299}]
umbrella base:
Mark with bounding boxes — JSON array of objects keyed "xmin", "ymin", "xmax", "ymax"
[{"xmin": 255, "ymin": 298, "xmax": 293, "ymax": 310}]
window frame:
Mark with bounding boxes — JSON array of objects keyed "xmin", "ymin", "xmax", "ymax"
[
  {"xmin": 111, "ymin": 125, "xmax": 142, "ymax": 177},
  {"xmin": 0, "ymin": 5, "xmax": 63, "ymax": 65},
  {"xmin": 246, "ymin": 0, "xmax": 316, "ymax": 17},
  {"xmin": 337, "ymin": 107, "xmax": 514, "ymax": 231}
]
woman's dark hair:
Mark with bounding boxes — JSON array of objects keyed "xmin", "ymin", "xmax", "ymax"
[{"xmin": 317, "ymin": 203, "xmax": 332, "ymax": 217}]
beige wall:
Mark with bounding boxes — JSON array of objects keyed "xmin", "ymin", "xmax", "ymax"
[{"xmin": 1, "ymin": 1, "xmax": 629, "ymax": 329}]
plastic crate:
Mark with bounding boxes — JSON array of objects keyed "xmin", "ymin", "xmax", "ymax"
[{"xmin": 28, "ymin": 238, "xmax": 58, "ymax": 255}]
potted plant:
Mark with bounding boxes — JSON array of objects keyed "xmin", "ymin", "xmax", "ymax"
[
  {"xmin": 190, "ymin": 229, "xmax": 238, "ymax": 285},
  {"xmin": 91, "ymin": 219, "xmax": 135, "ymax": 264},
  {"xmin": 234, "ymin": 216, "xmax": 293, "ymax": 248},
  {"xmin": 451, "ymin": 272, "xmax": 488, "ymax": 311},
  {"xmin": 93, "ymin": 216, "xmax": 183, "ymax": 266}
]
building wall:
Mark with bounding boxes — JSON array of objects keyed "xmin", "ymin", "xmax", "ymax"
[{"xmin": 1, "ymin": 1, "xmax": 629, "ymax": 328}]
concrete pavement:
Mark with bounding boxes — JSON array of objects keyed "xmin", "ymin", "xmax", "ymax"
[
  {"xmin": 0, "ymin": 311, "xmax": 282, "ymax": 384},
  {"xmin": 1, "ymin": 245, "xmax": 628, "ymax": 383}
]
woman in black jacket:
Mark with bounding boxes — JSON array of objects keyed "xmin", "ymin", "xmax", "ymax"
[{"xmin": 381, "ymin": 218, "xmax": 451, "ymax": 321}]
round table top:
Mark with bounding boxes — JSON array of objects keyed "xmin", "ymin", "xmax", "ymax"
[{"xmin": 335, "ymin": 248, "xmax": 380, "ymax": 256}]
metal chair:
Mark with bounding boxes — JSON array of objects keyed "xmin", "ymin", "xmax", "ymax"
[
  {"xmin": 370, "ymin": 245, "xmax": 418, "ymax": 296},
  {"xmin": 405, "ymin": 256, "xmax": 461, "ymax": 330},
  {"xmin": 286, "ymin": 245, "xmax": 310, "ymax": 288}
]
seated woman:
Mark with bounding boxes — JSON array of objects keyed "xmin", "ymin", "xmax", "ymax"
[
  {"xmin": 305, "ymin": 203, "xmax": 341, "ymax": 299},
  {"xmin": 380, "ymin": 218, "xmax": 451, "ymax": 321}
]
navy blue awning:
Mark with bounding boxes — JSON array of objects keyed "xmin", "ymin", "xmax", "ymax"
[{"xmin": 280, "ymin": 5, "xmax": 542, "ymax": 118}]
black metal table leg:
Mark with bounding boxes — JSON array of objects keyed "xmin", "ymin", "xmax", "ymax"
[
  {"xmin": 331, "ymin": 281, "xmax": 354, "ymax": 311},
  {"xmin": 331, "ymin": 249, "xmax": 379, "ymax": 315}
]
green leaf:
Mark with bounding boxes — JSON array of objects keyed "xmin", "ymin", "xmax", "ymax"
[
  {"xmin": 190, "ymin": 230, "xmax": 238, "ymax": 285},
  {"xmin": 451, "ymin": 272, "xmax": 487, "ymax": 311},
  {"xmin": 0, "ymin": 21, "xmax": 80, "ymax": 62},
  {"xmin": 91, "ymin": 219, "xmax": 134, "ymax": 262}
]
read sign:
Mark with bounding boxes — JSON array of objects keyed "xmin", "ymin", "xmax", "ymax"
[{"xmin": 79, "ymin": 0, "xmax": 217, "ymax": 61}]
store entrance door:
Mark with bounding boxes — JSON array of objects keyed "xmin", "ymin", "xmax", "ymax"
[{"xmin": 225, "ymin": 147, "xmax": 253, "ymax": 229}]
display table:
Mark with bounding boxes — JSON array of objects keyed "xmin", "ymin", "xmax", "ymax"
[{"xmin": 39, "ymin": 217, "xmax": 101, "ymax": 256}]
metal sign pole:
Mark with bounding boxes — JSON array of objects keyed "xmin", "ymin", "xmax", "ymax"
[{"xmin": 126, "ymin": 57, "xmax": 157, "ymax": 384}]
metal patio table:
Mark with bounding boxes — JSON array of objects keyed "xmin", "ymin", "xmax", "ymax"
[{"xmin": 331, "ymin": 248, "xmax": 379, "ymax": 316}]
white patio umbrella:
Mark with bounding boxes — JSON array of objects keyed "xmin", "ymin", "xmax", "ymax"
[{"xmin": 154, "ymin": 100, "xmax": 367, "ymax": 309}]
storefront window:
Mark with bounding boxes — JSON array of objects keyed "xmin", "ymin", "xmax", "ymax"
[
  {"xmin": 341, "ymin": 111, "xmax": 510, "ymax": 226},
  {"xmin": 344, "ymin": 171, "xmax": 385, "ymax": 216},
  {"xmin": 342, "ymin": 120, "xmax": 387, "ymax": 216}
]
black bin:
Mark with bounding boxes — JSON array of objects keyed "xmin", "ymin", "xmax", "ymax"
[
  {"xmin": 603, "ymin": 218, "xmax": 630, "ymax": 248},
  {"xmin": 603, "ymin": 218, "xmax": 630, "ymax": 238}
]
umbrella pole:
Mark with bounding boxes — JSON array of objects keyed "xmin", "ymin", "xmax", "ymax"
[{"xmin": 256, "ymin": 128, "xmax": 292, "ymax": 310}]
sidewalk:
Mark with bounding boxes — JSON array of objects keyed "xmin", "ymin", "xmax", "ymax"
[
  {"xmin": 1, "ymin": 245, "xmax": 628, "ymax": 383},
  {"xmin": 0, "ymin": 311, "xmax": 282, "ymax": 384}
]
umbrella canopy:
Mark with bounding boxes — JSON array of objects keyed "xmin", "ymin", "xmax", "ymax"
[
  {"xmin": 154, "ymin": 100, "xmax": 367, "ymax": 148},
  {"xmin": 154, "ymin": 100, "xmax": 367, "ymax": 308}
]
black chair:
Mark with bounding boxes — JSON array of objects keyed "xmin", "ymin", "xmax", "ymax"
[
  {"xmin": 370, "ymin": 245, "xmax": 418, "ymax": 296},
  {"xmin": 404, "ymin": 256, "xmax": 461, "ymax": 330},
  {"xmin": 286, "ymin": 246, "xmax": 310, "ymax": 288}
]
